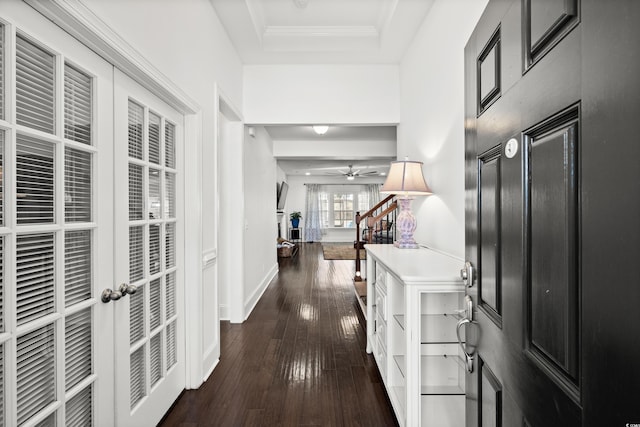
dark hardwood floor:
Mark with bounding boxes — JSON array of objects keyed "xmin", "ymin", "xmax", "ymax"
[{"xmin": 159, "ymin": 242, "xmax": 397, "ymax": 427}]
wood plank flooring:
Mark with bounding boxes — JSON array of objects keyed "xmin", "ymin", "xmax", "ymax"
[{"xmin": 159, "ymin": 242, "xmax": 397, "ymax": 427}]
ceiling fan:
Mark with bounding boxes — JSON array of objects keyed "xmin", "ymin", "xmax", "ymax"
[{"xmin": 326, "ymin": 164, "xmax": 379, "ymax": 180}]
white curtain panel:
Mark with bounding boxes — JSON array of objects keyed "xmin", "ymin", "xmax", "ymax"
[{"xmin": 304, "ymin": 184, "xmax": 323, "ymax": 242}]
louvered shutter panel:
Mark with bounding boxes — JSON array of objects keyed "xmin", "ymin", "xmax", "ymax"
[
  {"xmin": 17, "ymin": 325, "xmax": 56, "ymax": 425},
  {"xmin": 33, "ymin": 413, "xmax": 55, "ymax": 427},
  {"xmin": 65, "ymin": 308, "xmax": 92, "ymax": 390},
  {"xmin": 65, "ymin": 147, "xmax": 92, "ymax": 222},
  {"xmin": 149, "ymin": 112, "xmax": 161, "ymax": 164},
  {"xmin": 65, "ymin": 230, "xmax": 92, "ymax": 306},
  {"xmin": 64, "ymin": 64, "xmax": 92, "ymax": 145},
  {"xmin": 16, "ymin": 233, "xmax": 55, "ymax": 325},
  {"xmin": 16, "ymin": 35, "xmax": 55, "ymax": 134},
  {"xmin": 16, "ymin": 135, "xmax": 55, "ymax": 224}
]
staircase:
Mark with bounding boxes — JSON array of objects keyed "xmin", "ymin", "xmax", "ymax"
[{"xmin": 352, "ymin": 195, "xmax": 397, "ymax": 316}]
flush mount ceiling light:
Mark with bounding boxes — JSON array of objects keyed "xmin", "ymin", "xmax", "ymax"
[{"xmin": 312, "ymin": 125, "xmax": 329, "ymax": 135}]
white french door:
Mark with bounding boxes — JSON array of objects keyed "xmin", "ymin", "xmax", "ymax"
[
  {"xmin": 0, "ymin": 3, "xmax": 115, "ymax": 426},
  {"xmin": 113, "ymin": 69, "xmax": 185, "ymax": 427},
  {"xmin": 0, "ymin": 3, "xmax": 185, "ymax": 426}
]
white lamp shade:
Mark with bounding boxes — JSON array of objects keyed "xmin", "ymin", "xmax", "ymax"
[{"xmin": 380, "ymin": 160, "xmax": 432, "ymax": 196}]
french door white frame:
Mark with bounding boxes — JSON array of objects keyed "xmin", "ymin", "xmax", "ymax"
[{"xmin": 23, "ymin": 0, "xmax": 208, "ymax": 390}]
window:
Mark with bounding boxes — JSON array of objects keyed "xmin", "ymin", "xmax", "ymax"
[{"xmin": 318, "ymin": 185, "xmax": 378, "ymax": 228}]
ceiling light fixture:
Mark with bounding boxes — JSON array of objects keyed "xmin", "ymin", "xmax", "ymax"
[{"xmin": 312, "ymin": 125, "xmax": 329, "ymax": 135}]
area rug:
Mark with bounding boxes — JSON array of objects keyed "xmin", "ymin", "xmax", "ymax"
[{"xmin": 322, "ymin": 245, "xmax": 366, "ymax": 260}]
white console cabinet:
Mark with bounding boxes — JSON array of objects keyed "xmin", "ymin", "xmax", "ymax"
[{"xmin": 365, "ymin": 245, "xmax": 466, "ymax": 427}]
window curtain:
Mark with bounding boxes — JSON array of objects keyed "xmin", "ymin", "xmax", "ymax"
[
  {"xmin": 367, "ymin": 184, "xmax": 380, "ymax": 207},
  {"xmin": 304, "ymin": 184, "xmax": 323, "ymax": 242}
]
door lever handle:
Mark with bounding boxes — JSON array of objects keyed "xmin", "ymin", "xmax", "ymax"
[{"xmin": 456, "ymin": 318, "xmax": 474, "ymax": 373}]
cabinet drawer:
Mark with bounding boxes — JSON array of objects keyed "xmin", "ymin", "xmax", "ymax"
[
  {"xmin": 376, "ymin": 313, "xmax": 387, "ymax": 349},
  {"xmin": 375, "ymin": 264, "xmax": 387, "ymax": 293},
  {"xmin": 375, "ymin": 336, "xmax": 387, "ymax": 379},
  {"xmin": 375, "ymin": 288, "xmax": 387, "ymax": 322}
]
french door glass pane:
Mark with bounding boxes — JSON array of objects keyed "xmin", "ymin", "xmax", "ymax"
[
  {"xmin": 0, "ymin": 236, "xmax": 3, "ymax": 332},
  {"xmin": 65, "ymin": 308, "xmax": 92, "ymax": 390},
  {"xmin": 165, "ymin": 223, "xmax": 175, "ymax": 269},
  {"xmin": 65, "ymin": 230, "xmax": 92, "ymax": 306},
  {"xmin": 65, "ymin": 385, "xmax": 92, "ymax": 427},
  {"xmin": 0, "ymin": 344, "xmax": 4, "ymax": 426},
  {"xmin": 130, "ymin": 347, "xmax": 146, "ymax": 409},
  {"xmin": 0, "ymin": 23, "xmax": 4, "ymax": 120},
  {"xmin": 64, "ymin": 63, "xmax": 92, "ymax": 145},
  {"xmin": 16, "ymin": 135, "xmax": 55, "ymax": 224},
  {"xmin": 16, "ymin": 233, "xmax": 55, "ymax": 325},
  {"xmin": 165, "ymin": 122, "xmax": 175, "ymax": 168},
  {"xmin": 149, "ymin": 224, "xmax": 160, "ymax": 275},
  {"xmin": 65, "ymin": 147, "xmax": 92, "ymax": 222},
  {"xmin": 166, "ymin": 272, "xmax": 176, "ymax": 319},
  {"xmin": 130, "ymin": 285, "xmax": 145, "ymax": 345},
  {"xmin": 148, "ymin": 169, "xmax": 160, "ymax": 220},
  {"xmin": 16, "ymin": 35, "xmax": 55, "ymax": 134},
  {"xmin": 0, "ymin": 132, "xmax": 4, "ymax": 225},
  {"xmin": 129, "ymin": 164, "xmax": 143, "ymax": 220},
  {"xmin": 150, "ymin": 333, "xmax": 162, "ymax": 387},
  {"xmin": 129, "ymin": 226, "xmax": 144, "ymax": 283},
  {"xmin": 165, "ymin": 172, "xmax": 175, "ymax": 218},
  {"xmin": 17, "ymin": 324, "xmax": 56, "ymax": 425},
  {"xmin": 149, "ymin": 112, "xmax": 161, "ymax": 164},
  {"xmin": 150, "ymin": 278, "xmax": 161, "ymax": 330},
  {"xmin": 128, "ymin": 100, "xmax": 144, "ymax": 160},
  {"xmin": 167, "ymin": 320, "xmax": 177, "ymax": 369}
]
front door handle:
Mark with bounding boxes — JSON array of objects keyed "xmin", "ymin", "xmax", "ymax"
[
  {"xmin": 460, "ymin": 261, "xmax": 474, "ymax": 287},
  {"xmin": 456, "ymin": 295, "xmax": 475, "ymax": 373},
  {"xmin": 457, "ymin": 318, "xmax": 474, "ymax": 373}
]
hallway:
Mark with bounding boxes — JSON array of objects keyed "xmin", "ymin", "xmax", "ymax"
[{"xmin": 159, "ymin": 243, "xmax": 397, "ymax": 426}]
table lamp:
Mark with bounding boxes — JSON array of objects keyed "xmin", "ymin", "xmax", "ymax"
[{"xmin": 380, "ymin": 158, "xmax": 432, "ymax": 249}]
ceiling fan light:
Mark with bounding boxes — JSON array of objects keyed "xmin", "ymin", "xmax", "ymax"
[
  {"xmin": 312, "ymin": 125, "xmax": 329, "ymax": 135},
  {"xmin": 347, "ymin": 175, "xmax": 355, "ymax": 181}
]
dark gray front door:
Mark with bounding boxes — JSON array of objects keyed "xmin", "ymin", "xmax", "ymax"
[{"xmin": 464, "ymin": 1, "xmax": 640, "ymax": 426}]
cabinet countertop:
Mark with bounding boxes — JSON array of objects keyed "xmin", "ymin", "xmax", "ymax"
[{"xmin": 365, "ymin": 244, "xmax": 464, "ymax": 287}]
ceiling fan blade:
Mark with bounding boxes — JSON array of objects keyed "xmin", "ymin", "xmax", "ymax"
[
  {"xmin": 352, "ymin": 169, "xmax": 361, "ymax": 175},
  {"xmin": 359, "ymin": 171, "xmax": 378, "ymax": 175}
]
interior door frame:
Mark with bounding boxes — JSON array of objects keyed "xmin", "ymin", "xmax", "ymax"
[{"xmin": 24, "ymin": 0, "xmax": 208, "ymax": 390}]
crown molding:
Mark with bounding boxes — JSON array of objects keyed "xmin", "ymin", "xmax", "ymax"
[{"xmin": 25, "ymin": 0, "xmax": 200, "ymax": 114}]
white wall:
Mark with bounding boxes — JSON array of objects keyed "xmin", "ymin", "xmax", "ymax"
[
  {"xmin": 243, "ymin": 126, "xmax": 279, "ymax": 317},
  {"xmin": 243, "ymin": 65, "xmax": 400, "ymax": 124},
  {"xmin": 285, "ymin": 175, "xmax": 386, "ymax": 243},
  {"xmin": 399, "ymin": 0, "xmax": 488, "ymax": 258},
  {"xmin": 80, "ymin": 0, "xmax": 244, "ymax": 384}
]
